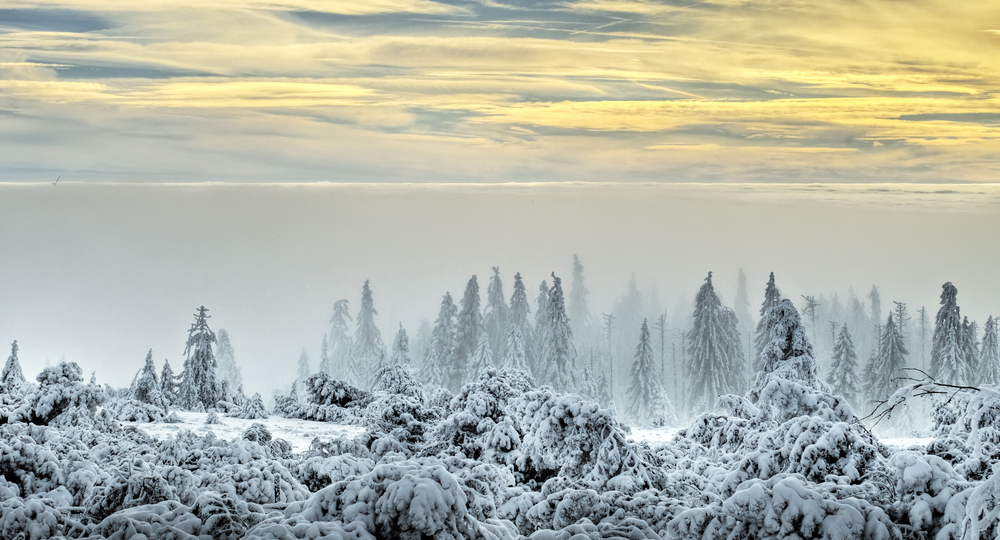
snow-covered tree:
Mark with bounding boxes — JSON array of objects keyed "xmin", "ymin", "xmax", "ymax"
[
  {"xmin": 501, "ymin": 326, "xmax": 529, "ymax": 372},
  {"xmin": 160, "ymin": 358, "xmax": 178, "ymax": 404},
  {"xmin": 930, "ymin": 282, "xmax": 967, "ymax": 385},
  {"xmin": 468, "ymin": 334, "xmax": 494, "ymax": 380},
  {"xmin": 981, "ymin": 315, "xmax": 1000, "ymax": 386},
  {"xmin": 230, "ymin": 392, "xmax": 269, "ymax": 419},
  {"xmin": 133, "ymin": 349, "xmax": 168, "ymax": 409},
  {"xmin": 753, "ymin": 272, "xmax": 783, "ymax": 372},
  {"xmin": 390, "ymin": 324, "xmax": 411, "ymax": 367},
  {"xmin": 871, "ymin": 315, "xmax": 908, "ymax": 402},
  {"xmin": 422, "ymin": 292, "xmax": 457, "ymax": 389},
  {"xmin": 483, "ymin": 267, "xmax": 509, "ymax": 358},
  {"xmin": 177, "ymin": 306, "xmax": 220, "ymax": 411},
  {"xmin": 323, "ymin": 299, "xmax": 352, "ymax": 379},
  {"xmin": 868, "ymin": 285, "xmax": 882, "ymax": 332},
  {"xmin": 1, "ymin": 340, "xmax": 26, "ymax": 393},
  {"xmin": 295, "ymin": 348, "xmax": 311, "ymax": 396},
  {"xmin": 534, "ymin": 279, "xmax": 551, "ymax": 379},
  {"xmin": 960, "ymin": 316, "xmax": 979, "ymax": 384},
  {"xmin": 351, "ymin": 281, "xmax": 386, "ymax": 389},
  {"xmin": 827, "ymin": 324, "xmax": 861, "ymax": 406},
  {"xmin": 627, "ymin": 319, "xmax": 658, "ymax": 425},
  {"xmin": 215, "ymin": 329, "xmax": 242, "ymax": 398},
  {"xmin": 686, "ymin": 272, "xmax": 742, "ymax": 411},
  {"xmin": 508, "ymin": 272, "xmax": 534, "ymax": 373},
  {"xmin": 539, "ymin": 273, "xmax": 578, "ymax": 392},
  {"xmin": 751, "ymin": 298, "xmax": 822, "ymax": 400},
  {"xmin": 569, "ymin": 254, "xmax": 592, "ymax": 342},
  {"xmin": 452, "ymin": 275, "xmax": 484, "ymax": 390},
  {"xmin": 734, "ymin": 268, "xmax": 753, "ymax": 378}
]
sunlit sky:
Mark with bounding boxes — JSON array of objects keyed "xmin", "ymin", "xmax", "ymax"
[{"xmin": 2, "ymin": 0, "xmax": 1000, "ymax": 182}]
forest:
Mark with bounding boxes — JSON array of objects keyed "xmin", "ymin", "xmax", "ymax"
[{"xmin": 0, "ymin": 257, "xmax": 998, "ymax": 539}]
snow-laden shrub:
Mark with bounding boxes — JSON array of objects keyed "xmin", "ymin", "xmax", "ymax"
[
  {"xmin": 305, "ymin": 373, "xmax": 372, "ymax": 408},
  {"xmin": 929, "ymin": 388, "xmax": 1000, "ymax": 480},
  {"xmin": 0, "ymin": 497, "xmax": 86, "ymax": 539},
  {"xmin": 361, "ymin": 393, "xmax": 439, "ymax": 457},
  {"xmin": 206, "ymin": 410, "xmax": 222, "ymax": 424},
  {"xmin": 373, "ymin": 364, "xmax": 425, "ymax": 402},
  {"xmin": 104, "ymin": 397, "xmax": 168, "ymax": 423},
  {"xmin": 7, "ymin": 362, "xmax": 107, "ymax": 426},
  {"xmin": 229, "ymin": 392, "xmax": 269, "ymax": 420}
]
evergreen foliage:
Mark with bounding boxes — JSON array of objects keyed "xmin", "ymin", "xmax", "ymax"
[
  {"xmin": 133, "ymin": 349, "xmax": 168, "ymax": 409},
  {"xmin": 751, "ymin": 298, "xmax": 821, "ymax": 400},
  {"xmin": 1, "ymin": 340, "xmax": 26, "ymax": 393},
  {"xmin": 159, "ymin": 358, "xmax": 178, "ymax": 404},
  {"xmin": 569, "ymin": 254, "xmax": 592, "ymax": 342},
  {"xmin": 508, "ymin": 272, "xmax": 534, "ymax": 375},
  {"xmin": 390, "ymin": 323, "xmax": 411, "ymax": 367},
  {"xmin": 827, "ymin": 324, "xmax": 862, "ymax": 406},
  {"xmin": 930, "ymin": 282, "xmax": 968, "ymax": 385},
  {"xmin": 469, "ymin": 334, "xmax": 494, "ymax": 381},
  {"xmin": 540, "ymin": 273, "xmax": 578, "ymax": 392},
  {"xmin": 351, "ymin": 281, "xmax": 386, "ymax": 389},
  {"xmin": 685, "ymin": 272, "xmax": 742, "ymax": 411},
  {"xmin": 501, "ymin": 326, "xmax": 529, "ymax": 373},
  {"xmin": 295, "ymin": 348, "xmax": 311, "ymax": 396},
  {"xmin": 871, "ymin": 315, "xmax": 908, "ymax": 403},
  {"xmin": 422, "ymin": 292, "xmax": 457, "ymax": 389},
  {"xmin": 981, "ymin": 315, "xmax": 1000, "ymax": 386},
  {"xmin": 483, "ymin": 267, "xmax": 509, "ymax": 358},
  {"xmin": 325, "ymin": 299, "xmax": 352, "ymax": 379},
  {"xmin": 753, "ymin": 272, "xmax": 783, "ymax": 373},
  {"xmin": 627, "ymin": 319, "xmax": 659, "ymax": 425},
  {"xmin": 960, "ymin": 316, "xmax": 979, "ymax": 384},
  {"xmin": 453, "ymin": 275, "xmax": 484, "ymax": 391},
  {"xmin": 534, "ymin": 279, "xmax": 551, "ymax": 379},
  {"xmin": 215, "ymin": 329, "xmax": 242, "ymax": 398},
  {"xmin": 177, "ymin": 306, "xmax": 220, "ymax": 411}
]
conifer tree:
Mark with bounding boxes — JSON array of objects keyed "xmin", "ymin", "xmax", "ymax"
[
  {"xmin": 501, "ymin": 326, "xmax": 529, "ymax": 373},
  {"xmin": 930, "ymin": 282, "xmax": 966, "ymax": 385},
  {"xmin": 469, "ymin": 335, "xmax": 494, "ymax": 381},
  {"xmin": 960, "ymin": 317, "xmax": 979, "ymax": 384},
  {"xmin": 534, "ymin": 279, "xmax": 552, "ymax": 377},
  {"xmin": 177, "ymin": 306, "xmax": 220, "ymax": 411},
  {"xmin": 827, "ymin": 324, "xmax": 861, "ymax": 406},
  {"xmin": 508, "ymin": 272, "xmax": 534, "ymax": 374},
  {"xmin": 325, "ymin": 299, "xmax": 352, "ymax": 378},
  {"xmin": 1, "ymin": 340, "xmax": 26, "ymax": 393},
  {"xmin": 215, "ymin": 329, "xmax": 242, "ymax": 396},
  {"xmin": 627, "ymin": 319, "xmax": 659, "ymax": 424},
  {"xmin": 751, "ymin": 298, "xmax": 821, "ymax": 400},
  {"xmin": 352, "ymin": 280, "xmax": 386, "ymax": 389},
  {"xmin": 754, "ymin": 272, "xmax": 783, "ymax": 372},
  {"xmin": 453, "ymin": 275, "xmax": 484, "ymax": 390},
  {"xmin": 295, "ymin": 348, "xmax": 311, "ymax": 395},
  {"xmin": 133, "ymin": 349, "xmax": 167, "ymax": 408},
  {"xmin": 980, "ymin": 315, "xmax": 1000, "ymax": 386},
  {"xmin": 734, "ymin": 268, "xmax": 753, "ymax": 378},
  {"xmin": 541, "ymin": 273, "xmax": 578, "ymax": 392},
  {"xmin": 868, "ymin": 286, "xmax": 882, "ymax": 331},
  {"xmin": 390, "ymin": 323, "xmax": 411, "ymax": 367},
  {"xmin": 686, "ymin": 272, "xmax": 741, "ymax": 411},
  {"xmin": 319, "ymin": 334, "xmax": 330, "ymax": 378},
  {"xmin": 483, "ymin": 267, "xmax": 509, "ymax": 357},
  {"xmin": 596, "ymin": 369, "xmax": 613, "ymax": 407},
  {"xmin": 160, "ymin": 358, "xmax": 178, "ymax": 404},
  {"xmin": 569, "ymin": 254, "xmax": 592, "ymax": 341},
  {"xmin": 721, "ymin": 307, "xmax": 746, "ymax": 394},
  {"xmin": 422, "ymin": 292, "xmax": 457, "ymax": 389},
  {"xmin": 871, "ymin": 315, "xmax": 908, "ymax": 402}
]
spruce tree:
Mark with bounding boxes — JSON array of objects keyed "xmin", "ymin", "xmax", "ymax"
[
  {"xmin": 686, "ymin": 272, "xmax": 740, "ymax": 411},
  {"xmin": 508, "ymin": 272, "xmax": 534, "ymax": 375},
  {"xmin": 541, "ymin": 273, "xmax": 578, "ymax": 392},
  {"xmin": 215, "ymin": 329, "xmax": 242, "ymax": 396},
  {"xmin": 177, "ymin": 306, "xmax": 220, "ymax": 411},
  {"xmin": 871, "ymin": 315, "xmax": 908, "ymax": 402},
  {"xmin": 352, "ymin": 280, "xmax": 386, "ymax": 389},
  {"xmin": 483, "ymin": 267, "xmax": 509, "ymax": 357},
  {"xmin": 721, "ymin": 307, "xmax": 746, "ymax": 395},
  {"xmin": 1, "ymin": 340, "xmax": 26, "ymax": 393},
  {"xmin": 734, "ymin": 268, "xmax": 753, "ymax": 380},
  {"xmin": 133, "ymin": 349, "xmax": 166, "ymax": 408},
  {"xmin": 469, "ymin": 334, "xmax": 494, "ymax": 381},
  {"xmin": 930, "ymin": 282, "xmax": 966, "ymax": 385},
  {"xmin": 534, "ymin": 279, "xmax": 552, "ymax": 378},
  {"xmin": 325, "ymin": 299, "xmax": 352, "ymax": 378},
  {"xmin": 160, "ymin": 358, "xmax": 178, "ymax": 404},
  {"xmin": 868, "ymin": 286, "xmax": 882, "ymax": 332},
  {"xmin": 960, "ymin": 317, "xmax": 979, "ymax": 384},
  {"xmin": 627, "ymin": 319, "xmax": 659, "ymax": 424},
  {"xmin": 295, "ymin": 348, "xmax": 311, "ymax": 395},
  {"xmin": 453, "ymin": 275, "xmax": 484, "ymax": 391},
  {"xmin": 751, "ymin": 298, "xmax": 821, "ymax": 400},
  {"xmin": 980, "ymin": 315, "xmax": 1000, "ymax": 386},
  {"xmin": 827, "ymin": 324, "xmax": 861, "ymax": 406},
  {"xmin": 569, "ymin": 254, "xmax": 592, "ymax": 342},
  {"xmin": 319, "ymin": 334, "xmax": 330, "ymax": 378},
  {"xmin": 754, "ymin": 272, "xmax": 783, "ymax": 373},
  {"xmin": 422, "ymin": 292, "xmax": 457, "ymax": 389},
  {"xmin": 501, "ymin": 326, "xmax": 529, "ymax": 373},
  {"xmin": 390, "ymin": 324, "xmax": 411, "ymax": 367}
]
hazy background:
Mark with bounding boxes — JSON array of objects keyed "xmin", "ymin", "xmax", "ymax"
[{"xmin": 1, "ymin": 181, "xmax": 997, "ymax": 396}]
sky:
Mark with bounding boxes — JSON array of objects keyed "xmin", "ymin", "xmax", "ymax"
[
  {"xmin": 1, "ymin": 182, "xmax": 998, "ymax": 396},
  {"xmin": 1, "ymin": 0, "xmax": 1000, "ymax": 182}
]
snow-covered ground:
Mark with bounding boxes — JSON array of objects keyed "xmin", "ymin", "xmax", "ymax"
[{"xmin": 124, "ymin": 411, "xmax": 364, "ymax": 453}]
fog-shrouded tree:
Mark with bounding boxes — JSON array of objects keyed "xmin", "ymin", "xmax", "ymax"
[
  {"xmin": 868, "ymin": 286, "xmax": 882, "ymax": 333},
  {"xmin": 1, "ymin": 340, "xmax": 26, "ymax": 393},
  {"xmin": 133, "ymin": 349, "xmax": 167, "ymax": 409},
  {"xmin": 390, "ymin": 323, "xmax": 411, "ymax": 367},
  {"xmin": 501, "ymin": 326, "xmax": 529, "ymax": 373},
  {"xmin": 540, "ymin": 273, "xmax": 578, "ymax": 392},
  {"xmin": 534, "ymin": 279, "xmax": 551, "ymax": 378},
  {"xmin": 160, "ymin": 358, "xmax": 179, "ymax": 404},
  {"xmin": 686, "ymin": 272, "xmax": 742, "ymax": 412},
  {"xmin": 422, "ymin": 292, "xmax": 457, "ymax": 389},
  {"xmin": 508, "ymin": 272, "xmax": 534, "ymax": 375},
  {"xmin": 960, "ymin": 317, "xmax": 979, "ymax": 384},
  {"xmin": 734, "ymin": 269, "xmax": 753, "ymax": 370},
  {"xmin": 483, "ymin": 267, "xmax": 509, "ymax": 358},
  {"xmin": 295, "ymin": 348, "xmax": 311, "ymax": 396},
  {"xmin": 751, "ymin": 298, "xmax": 821, "ymax": 401},
  {"xmin": 177, "ymin": 306, "xmax": 220, "ymax": 411},
  {"xmin": 469, "ymin": 334, "xmax": 494, "ymax": 381},
  {"xmin": 930, "ymin": 282, "xmax": 966, "ymax": 385},
  {"xmin": 753, "ymin": 272, "xmax": 783, "ymax": 373},
  {"xmin": 452, "ymin": 275, "xmax": 484, "ymax": 390},
  {"xmin": 324, "ymin": 299, "xmax": 352, "ymax": 379},
  {"xmin": 721, "ymin": 306, "xmax": 747, "ymax": 395},
  {"xmin": 215, "ymin": 329, "xmax": 242, "ymax": 397},
  {"xmin": 569, "ymin": 254, "xmax": 593, "ymax": 343},
  {"xmin": 871, "ymin": 314, "xmax": 908, "ymax": 403},
  {"xmin": 627, "ymin": 319, "xmax": 659, "ymax": 425},
  {"xmin": 352, "ymin": 280, "xmax": 386, "ymax": 389},
  {"xmin": 981, "ymin": 315, "xmax": 1000, "ymax": 386},
  {"xmin": 827, "ymin": 324, "xmax": 861, "ymax": 406}
]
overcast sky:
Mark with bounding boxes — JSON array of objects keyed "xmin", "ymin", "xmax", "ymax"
[
  {"xmin": 1, "ymin": 182, "xmax": 998, "ymax": 396},
  {"xmin": 2, "ymin": 0, "xmax": 1000, "ymax": 182}
]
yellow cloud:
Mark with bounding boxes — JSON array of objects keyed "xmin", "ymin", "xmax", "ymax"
[{"xmin": 1, "ymin": 0, "xmax": 457, "ymax": 15}]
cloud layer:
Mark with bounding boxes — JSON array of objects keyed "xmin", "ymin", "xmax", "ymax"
[{"xmin": 1, "ymin": 0, "xmax": 999, "ymax": 182}]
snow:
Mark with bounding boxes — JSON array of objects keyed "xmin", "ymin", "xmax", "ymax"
[{"xmin": 123, "ymin": 411, "xmax": 364, "ymax": 453}]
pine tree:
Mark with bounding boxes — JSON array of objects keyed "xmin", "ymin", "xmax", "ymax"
[
  {"xmin": 686, "ymin": 272, "xmax": 741, "ymax": 411},
  {"xmin": 751, "ymin": 298, "xmax": 821, "ymax": 400},
  {"xmin": 452, "ymin": 275, "xmax": 484, "ymax": 391},
  {"xmin": 295, "ymin": 348, "xmax": 311, "ymax": 395},
  {"xmin": 534, "ymin": 279, "xmax": 551, "ymax": 378},
  {"xmin": 828, "ymin": 324, "xmax": 861, "ymax": 406},
  {"xmin": 734, "ymin": 268, "xmax": 753, "ymax": 382},
  {"xmin": 422, "ymin": 292, "xmax": 457, "ymax": 389},
  {"xmin": 754, "ymin": 272, "xmax": 783, "ymax": 372},
  {"xmin": 871, "ymin": 315, "xmax": 908, "ymax": 402},
  {"xmin": 541, "ymin": 273, "xmax": 578, "ymax": 392},
  {"xmin": 319, "ymin": 334, "xmax": 330, "ymax": 378},
  {"xmin": 627, "ymin": 319, "xmax": 659, "ymax": 425},
  {"xmin": 569, "ymin": 254, "xmax": 592, "ymax": 342},
  {"xmin": 483, "ymin": 267, "xmax": 509, "ymax": 357},
  {"xmin": 508, "ymin": 272, "xmax": 534, "ymax": 375},
  {"xmin": 352, "ymin": 280, "xmax": 386, "ymax": 389},
  {"xmin": 160, "ymin": 358, "xmax": 178, "ymax": 404},
  {"xmin": 215, "ymin": 329, "xmax": 242, "ymax": 396},
  {"xmin": 960, "ymin": 317, "xmax": 979, "ymax": 384},
  {"xmin": 1, "ymin": 340, "xmax": 26, "ymax": 393},
  {"xmin": 133, "ymin": 349, "xmax": 166, "ymax": 408},
  {"xmin": 501, "ymin": 326, "xmax": 529, "ymax": 373},
  {"xmin": 721, "ymin": 307, "xmax": 746, "ymax": 395},
  {"xmin": 930, "ymin": 282, "xmax": 967, "ymax": 385},
  {"xmin": 325, "ymin": 299, "xmax": 352, "ymax": 378},
  {"xmin": 469, "ymin": 334, "xmax": 494, "ymax": 380},
  {"xmin": 868, "ymin": 286, "xmax": 882, "ymax": 331},
  {"xmin": 980, "ymin": 316, "xmax": 1000, "ymax": 386},
  {"xmin": 390, "ymin": 324, "xmax": 411, "ymax": 367},
  {"xmin": 177, "ymin": 306, "xmax": 220, "ymax": 411}
]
